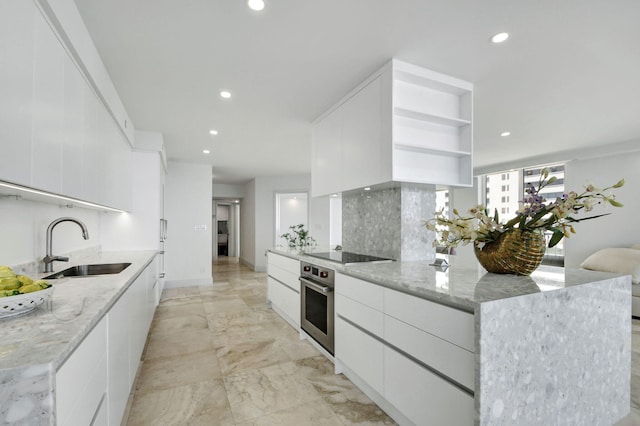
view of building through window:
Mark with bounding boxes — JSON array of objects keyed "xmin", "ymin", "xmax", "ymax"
[
  {"xmin": 435, "ymin": 189, "xmax": 450, "ymax": 216},
  {"xmin": 485, "ymin": 164, "xmax": 565, "ymax": 266}
]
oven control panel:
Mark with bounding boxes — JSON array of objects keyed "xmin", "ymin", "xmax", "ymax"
[{"xmin": 300, "ymin": 261, "xmax": 334, "ymax": 285}]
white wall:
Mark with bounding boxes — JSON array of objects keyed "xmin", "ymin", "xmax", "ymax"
[
  {"xmin": 0, "ymin": 197, "xmax": 101, "ymax": 267},
  {"xmin": 240, "ymin": 180, "xmax": 256, "ymax": 269},
  {"xmin": 240, "ymin": 174, "xmax": 330, "ymax": 272},
  {"xmin": 275, "ymin": 193, "xmax": 308, "ymax": 247},
  {"xmin": 564, "ymin": 151, "xmax": 639, "ymax": 267},
  {"xmin": 212, "ymin": 183, "xmax": 245, "ymax": 199},
  {"xmin": 310, "ymin": 193, "xmax": 331, "ymax": 249},
  {"xmin": 330, "ymin": 197, "xmax": 342, "ymax": 247},
  {"xmin": 164, "ymin": 162, "xmax": 212, "ymax": 287}
]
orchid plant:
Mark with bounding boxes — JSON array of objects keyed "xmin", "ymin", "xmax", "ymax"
[{"xmin": 426, "ymin": 169, "xmax": 624, "ymax": 250}]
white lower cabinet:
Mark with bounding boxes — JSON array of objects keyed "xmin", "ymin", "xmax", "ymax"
[
  {"xmin": 56, "ymin": 317, "xmax": 108, "ymax": 426},
  {"xmin": 267, "ymin": 253, "xmax": 300, "ymax": 329},
  {"xmin": 267, "ymin": 276, "xmax": 300, "ymax": 328},
  {"xmin": 384, "ymin": 346, "xmax": 474, "ymax": 425},
  {"xmin": 57, "ymin": 258, "xmax": 157, "ymax": 426},
  {"xmin": 335, "ymin": 315, "xmax": 384, "ymax": 395},
  {"xmin": 92, "ymin": 395, "xmax": 109, "ymax": 426},
  {"xmin": 111, "ymin": 260, "xmax": 157, "ymax": 424},
  {"xmin": 107, "ymin": 289, "xmax": 131, "ymax": 425},
  {"xmin": 334, "ymin": 272, "xmax": 476, "ymax": 425}
]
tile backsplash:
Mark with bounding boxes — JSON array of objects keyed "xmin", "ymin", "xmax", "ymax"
[{"xmin": 342, "ymin": 183, "xmax": 436, "ymax": 261}]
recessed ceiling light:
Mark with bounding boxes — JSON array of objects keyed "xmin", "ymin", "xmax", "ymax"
[
  {"xmin": 331, "ymin": 194, "xmax": 338, "ymax": 197},
  {"xmin": 209, "ymin": 129, "xmax": 218, "ymax": 135},
  {"xmin": 203, "ymin": 149, "xmax": 211, "ymax": 154},
  {"xmin": 364, "ymin": 187, "xmax": 371, "ymax": 191},
  {"xmin": 235, "ymin": 200, "xmax": 239, "ymax": 203},
  {"xmin": 220, "ymin": 91, "xmax": 231, "ymax": 99},
  {"xmin": 247, "ymin": 0, "xmax": 265, "ymax": 11},
  {"xmin": 491, "ymin": 32, "xmax": 509, "ymax": 43},
  {"xmin": 500, "ymin": 131, "xmax": 511, "ymax": 137}
]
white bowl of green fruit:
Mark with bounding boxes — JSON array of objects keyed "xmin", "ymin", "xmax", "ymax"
[{"xmin": 0, "ymin": 266, "xmax": 53, "ymax": 319}]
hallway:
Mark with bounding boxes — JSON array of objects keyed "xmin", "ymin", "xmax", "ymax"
[{"xmin": 124, "ymin": 257, "xmax": 395, "ymax": 425}]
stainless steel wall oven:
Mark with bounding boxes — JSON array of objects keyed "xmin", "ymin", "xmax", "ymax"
[{"xmin": 300, "ymin": 261, "xmax": 334, "ymax": 355}]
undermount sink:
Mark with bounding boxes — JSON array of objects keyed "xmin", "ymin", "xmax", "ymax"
[{"xmin": 44, "ymin": 262, "xmax": 131, "ymax": 279}]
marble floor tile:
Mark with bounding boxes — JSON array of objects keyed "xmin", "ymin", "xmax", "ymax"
[
  {"xmin": 144, "ymin": 328, "xmax": 216, "ymax": 361},
  {"xmin": 203, "ymin": 298, "xmax": 251, "ymax": 315},
  {"xmin": 135, "ymin": 350, "xmax": 222, "ymax": 393},
  {"xmin": 223, "ymin": 361, "xmax": 322, "ymax": 423},
  {"xmin": 127, "ymin": 379, "xmax": 234, "ymax": 426},
  {"xmin": 211, "ymin": 320, "xmax": 290, "ymax": 348},
  {"xmin": 235, "ymin": 398, "xmax": 343, "ymax": 426},
  {"xmin": 160, "ymin": 286, "xmax": 202, "ymax": 301},
  {"xmin": 240, "ymin": 294, "xmax": 269, "ymax": 308},
  {"xmin": 216, "ymin": 337, "xmax": 293, "ymax": 376},
  {"xmin": 155, "ymin": 294, "xmax": 202, "ymax": 308},
  {"xmin": 206, "ymin": 307, "xmax": 280, "ymax": 332},
  {"xmin": 149, "ymin": 313, "xmax": 209, "ymax": 338},
  {"xmin": 324, "ymin": 389, "xmax": 396, "ymax": 426},
  {"xmin": 154, "ymin": 300, "xmax": 205, "ymax": 319}
]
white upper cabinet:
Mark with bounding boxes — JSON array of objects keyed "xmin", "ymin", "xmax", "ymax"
[
  {"xmin": 311, "ymin": 59, "xmax": 473, "ymax": 197},
  {"xmin": 0, "ymin": 0, "xmax": 36, "ymax": 186},
  {"xmin": 31, "ymin": 10, "xmax": 65, "ymax": 194},
  {"xmin": 62, "ymin": 53, "xmax": 86, "ymax": 199},
  {"xmin": 0, "ymin": 0, "xmax": 133, "ymax": 211},
  {"xmin": 311, "ymin": 104, "xmax": 343, "ymax": 196}
]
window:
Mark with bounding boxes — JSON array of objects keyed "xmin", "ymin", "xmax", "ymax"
[
  {"xmin": 524, "ymin": 164, "xmax": 565, "ymax": 266},
  {"xmin": 485, "ymin": 164, "xmax": 565, "ymax": 266},
  {"xmin": 436, "ymin": 189, "xmax": 450, "ymax": 216}
]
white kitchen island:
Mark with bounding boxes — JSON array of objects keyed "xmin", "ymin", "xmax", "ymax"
[{"xmin": 268, "ymin": 248, "xmax": 631, "ymax": 425}]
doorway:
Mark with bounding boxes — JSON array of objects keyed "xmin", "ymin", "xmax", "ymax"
[
  {"xmin": 275, "ymin": 192, "xmax": 308, "ymax": 247},
  {"xmin": 214, "ymin": 200, "xmax": 240, "ymax": 259}
]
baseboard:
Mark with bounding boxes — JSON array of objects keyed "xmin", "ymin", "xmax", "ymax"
[
  {"xmin": 239, "ymin": 257, "xmax": 255, "ymax": 270},
  {"xmin": 164, "ymin": 277, "xmax": 213, "ymax": 288},
  {"xmin": 238, "ymin": 257, "xmax": 266, "ymax": 272}
]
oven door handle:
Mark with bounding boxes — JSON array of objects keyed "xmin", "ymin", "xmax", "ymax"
[{"xmin": 300, "ymin": 277, "xmax": 333, "ymax": 294}]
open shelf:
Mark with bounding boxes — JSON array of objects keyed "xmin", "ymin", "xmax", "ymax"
[
  {"xmin": 393, "ymin": 142, "xmax": 471, "ymax": 158},
  {"xmin": 394, "ymin": 107, "xmax": 470, "ymax": 128}
]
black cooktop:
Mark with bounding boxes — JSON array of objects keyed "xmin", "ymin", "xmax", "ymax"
[{"xmin": 305, "ymin": 251, "xmax": 394, "ymax": 265}]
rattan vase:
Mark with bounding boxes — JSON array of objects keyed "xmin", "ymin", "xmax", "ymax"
[{"xmin": 473, "ymin": 229, "xmax": 546, "ymax": 275}]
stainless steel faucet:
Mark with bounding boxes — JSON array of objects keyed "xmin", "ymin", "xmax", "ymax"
[{"xmin": 43, "ymin": 217, "xmax": 90, "ymax": 273}]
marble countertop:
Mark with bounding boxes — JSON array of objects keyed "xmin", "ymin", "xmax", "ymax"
[
  {"xmin": 269, "ymin": 246, "xmax": 627, "ymax": 312},
  {"xmin": 0, "ymin": 250, "xmax": 157, "ymax": 372}
]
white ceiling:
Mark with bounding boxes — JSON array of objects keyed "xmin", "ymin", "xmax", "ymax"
[{"xmin": 74, "ymin": 0, "xmax": 640, "ymax": 184}]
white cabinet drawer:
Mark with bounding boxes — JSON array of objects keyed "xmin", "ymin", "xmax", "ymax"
[
  {"xmin": 268, "ymin": 276, "xmax": 300, "ymax": 328},
  {"xmin": 335, "ymin": 273, "xmax": 384, "ymax": 311},
  {"xmin": 384, "ymin": 288, "xmax": 474, "ymax": 352},
  {"xmin": 267, "ymin": 252, "xmax": 299, "ymax": 275},
  {"xmin": 336, "ymin": 293, "xmax": 383, "ymax": 338},
  {"xmin": 268, "ymin": 263, "xmax": 299, "ymax": 292},
  {"xmin": 384, "ymin": 315, "xmax": 474, "ymax": 390},
  {"xmin": 384, "ymin": 346, "xmax": 474, "ymax": 426},
  {"xmin": 336, "ymin": 316, "xmax": 384, "ymax": 395},
  {"xmin": 56, "ymin": 317, "xmax": 108, "ymax": 426}
]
